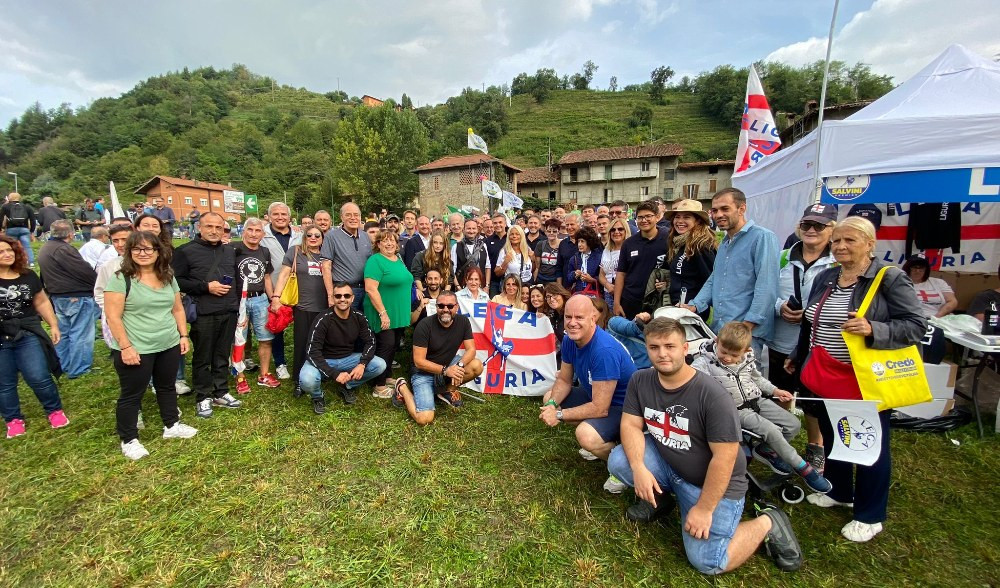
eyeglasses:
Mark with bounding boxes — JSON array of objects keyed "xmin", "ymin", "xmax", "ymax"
[
  {"xmin": 798, "ymin": 221, "xmax": 830, "ymax": 232},
  {"xmin": 610, "ymin": 210, "xmax": 625, "ymax": 216},
  {"xmin": 332, "ymin": 293, "xmax": 353, "ymax": 299},
  {"xmin": 609, "ymin": 228, "xmax": 625, "ymax": 233},
  {"xmin": 306, "ymin": 234, "xmax": 323, "ymax": 239},
  {"xmin": 132, "ymin": 247, "xmax": 157, "ymax": 255},
  {"xmin": 636, "ymin": 214, "xmax": 656, "ymax": 222},
  {"xmin": 437, "ymin": 303, "xmax": 456, "ymax": 310},
  {"xmin": 545, "ymin": 294, "xmax": 561, "ymax": 300}
]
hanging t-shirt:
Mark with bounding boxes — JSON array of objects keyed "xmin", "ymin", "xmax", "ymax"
[
  {"xmin": 623, "ymin": 369, "xmax": 748, "ymax": 500},
  {"xmin": 534, "ymin": 240, "xmax": 560, "ymax": 282},
  {"xmin": 969, "ymin": 289, "xmax": 1000, "ymax": 318},
  {"xmin": 913, "ymin": 277, "xmax": 953, "ymax": 318},
  {"xmin": 104, "ymin": 273, "xmax": 181, "ymax": 354},
  {"xmin": 906, "ymin": 203, "xmax": 961, "ymax": 256},
  {"xmin": 0, "ymin": 271, "xmax": 42, "ymax": 320}
]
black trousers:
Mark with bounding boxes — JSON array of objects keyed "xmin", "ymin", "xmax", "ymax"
[
  {"xmin": 373, "ymin": 327, "xmax": 404, "ymax": 386},
  {"xmin": 113, "ymin": 345, "xmax": 181, "ymax": 442},
  {"xmin": 292, "ymin": 308, "xmax": 324, "ymax": 383},
  {"xmin": 190, "ymin": 312, "xmax": 237, "ymax": 402},
  {"xmin": 620, "ymin": 296, "xmax": 642, "ymax": 320}
]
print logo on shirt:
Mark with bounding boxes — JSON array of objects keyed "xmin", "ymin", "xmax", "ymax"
[
  {"xmin": 307, "ymin": 260, "xmax": 322, "ymax": 276},
  {"xmin": 644, "ymin": 405, "xmax": 691, "ymax": 450},
  {"xmin": 237, "ymin": 257, "xmax": 266, "ymax": 285},
  {"xmin": 0, "ymin": 284, "xmax": 32, "ymax": 318},
  {"xmin": 541, "ymin": 250, "xmax": 557, "ymax": 266}
]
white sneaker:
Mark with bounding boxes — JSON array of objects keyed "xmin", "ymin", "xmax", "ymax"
[
  {"xmin": 807, "ymin": 493, "xmax": 853, "ymax": 508},
  {"xmin": 578, "ymin": 448, "xmax": 599, "ymax": 461},
  {"xmin": 603, "ymin": 475, "xmax": 627, "ymax": 494},
  {"xmin": 196, "ymin": 399, "xmax": 213, "ymax": 419},
  {"xmin": 212, "ymin": 393, "xmax": 242, "ymax": 408},
  {"xmin": 163, "ymin": 422, "xmax": 198, "ymax": 439},
  {"xmin": 276, "ymin": 365, "xmax": 290, "ymax": 380},
  {"xmin": 841, "ymin": 520, "xmax": 883, "ymax": 543},
  {"xmin": 121, "ymin": 439, "xmax": 149, "ymax": 460},
  {"xmin": 136, "ymin": 411, "xmax": 145, "ymax": 430},
  {"xmin": 175, "ymin": 380, "xmax": 192, "ymax": 395}
]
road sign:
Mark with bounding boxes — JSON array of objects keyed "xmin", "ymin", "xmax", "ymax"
[{"xmin": 245, "ymin": 194, "xmax": 258, "ymax": 214}]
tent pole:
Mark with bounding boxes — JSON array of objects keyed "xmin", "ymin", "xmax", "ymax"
[{"xmin": 812, "ymin": 0, "xmax": 841, "ymax": 203}]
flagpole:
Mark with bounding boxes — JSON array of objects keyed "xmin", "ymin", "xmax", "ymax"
[{"xmin": 811, "ymin": 0, "xmax": 841, "ymax": 203}]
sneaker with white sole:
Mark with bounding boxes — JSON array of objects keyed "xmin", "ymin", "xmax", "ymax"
[
  {"xmin": 275, "ymin": 364, "xmax": 291, "ymax": 380},
  {"xmin": 841, "ymin": 520, "xmax": 883, "ymax": 543},
  {"xmin": 212, "ymin": 393, "xmax": 242, "ymax": 409},
  {"xmin": 603, "ymin": 475, "xmax": 627, "ymax": 494},
  {"xmin": 121, "ymin": 439, "xmax": 149, "ymax": 460},
  {"xmin": 175, "ymin": 380, "xmax": 192, "ymax": 395},
  {"xmin": 579, "ymin": 448, "xmax": 599, "ymax": 461},
  {"xmin": 136, "ymin": 411, "xmax": 145, "ymax": 430},
  {"xmin": 806, "ymin": 493, "xmax": 853, "ymax": 508},
  {"xmin": 163, "ymin": 422, "xmax": 198, "ymax": 439},
  {"xmin": 196, "ymin": 399, "xmax": 213, "ymax": 419}
]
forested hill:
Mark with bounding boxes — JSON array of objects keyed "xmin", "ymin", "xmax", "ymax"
[{"xmin": 0, "ymin": 60, "xmax": 892, "ymax": 214}]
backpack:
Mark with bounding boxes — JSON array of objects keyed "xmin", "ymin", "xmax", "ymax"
[{"xmin": 8, "ymin": 202, "xmax": 28, "ymax": 223}]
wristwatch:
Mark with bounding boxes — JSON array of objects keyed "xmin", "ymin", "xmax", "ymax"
[
  {"xmin": 457, "ymin": 361, "xmax": 465, "ymax": 368},
  {"xmin": 556, "ymin": 410, "xmax": 564, "ymax": 422}
]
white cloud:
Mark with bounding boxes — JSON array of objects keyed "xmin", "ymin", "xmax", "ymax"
[
  {"xmin": 0, "ymin": 96, "xmax": 16, "ymax": 107},
  {"xmin": 635, "ymin": 0, "xmax": 678, "ymax": 25},
  {"xmin": 387, "ymin": 37, "xmax": 441, "ymax": 56},
  {"xmin": 765, "ymin": 0, "xmax": 1000, "ymax": 82}
]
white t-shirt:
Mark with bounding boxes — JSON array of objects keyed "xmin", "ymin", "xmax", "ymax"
[
  {"xmin": 495, "ymin": 249, "xmax": 533, "ymax": 283},
  {"xmin": 913, "ymin": 277, "xmax": 953, "ymax": 318}
]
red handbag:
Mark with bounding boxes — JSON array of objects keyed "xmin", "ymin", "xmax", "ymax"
[
  {"xmin": 798, "ymin": 286, "xmax": 863, "ymax": 400},
  {"xmin": 266, "ymin": 304, "xmax": 294, "ymax": 334}
]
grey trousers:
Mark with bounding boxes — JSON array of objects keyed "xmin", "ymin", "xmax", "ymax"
[{"xmin": 739, "ymin": 398, "xmax": 802, "ymax": 468}]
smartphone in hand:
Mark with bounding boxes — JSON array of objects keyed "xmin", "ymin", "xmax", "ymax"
[{"xmin": 220, "ymin": 275, "xmax": 234, "ymax": 286}]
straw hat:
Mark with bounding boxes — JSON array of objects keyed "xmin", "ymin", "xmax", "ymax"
[{"xmin": 665, "ymin": 199, "xmax": 710, "ymax": 224}]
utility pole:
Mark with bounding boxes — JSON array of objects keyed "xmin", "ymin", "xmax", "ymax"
[{"xmin": 7, "ymin": 172, "xmax": 17, "ymax": 192}]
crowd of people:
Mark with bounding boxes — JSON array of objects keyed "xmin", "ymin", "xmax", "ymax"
[{"xmin": 4, "ymin": 185, "xmax": 986, "ymax": 575}]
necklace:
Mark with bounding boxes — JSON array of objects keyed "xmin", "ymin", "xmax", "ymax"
[{"xmin": 838, "ymin": 258, "xmax": 872, "ymax": 286}]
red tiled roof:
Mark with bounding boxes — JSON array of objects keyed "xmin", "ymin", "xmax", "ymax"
[
  {"xmin": 517, "ymin": 166, "xmax": 559, "ymax": 184},
  {"xmin": 135, "ymin": 175, "xmax": 238, "ymax": 194},
  {"xmin": 412, "ymin": 154, "xmax": 523, "ymax": 173},
  {"xmin": 558, "ymin": 144, "xmax": 683, "ymax": 166},
  {"xmin": 677, "ymin": 160, "xmax": 735, "ymax": 169}
]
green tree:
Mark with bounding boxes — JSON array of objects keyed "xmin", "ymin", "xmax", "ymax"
[
  {"xmin": 693, "ymin": 64, "xmax": 748, "ymax": 127},
  {"xmin": 333, "ymin": 104, "xmax": 428, "ymax": 212},
  {"xmin": 443, "ymin": 87, "xmax": 509, "ymax": 144},
  {"xmin": 401, "ymin": 93, "xmax": 414, "ymax": 109},
  {"xmin": 608, "ymin": 76, "xmax": 618, "ymax": 92},
  {"xmin": 649, "ymin": 66, "xmax": 675, "ymax": 104},
  {"xmin": 627, "ymin": 105, "xmax": 653, "ymax": 129}
]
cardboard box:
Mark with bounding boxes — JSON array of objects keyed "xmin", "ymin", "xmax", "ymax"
[
  {"xmin": 925, "ymin": 361, "xmax": 958, "ymax": 399},
  {"xmin": 897, "ymin": 398, "xmax": 954, "ymax": 419}
]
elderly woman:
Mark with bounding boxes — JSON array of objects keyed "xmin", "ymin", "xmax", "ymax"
[
  {"xmin": 272, "ymin": 227, "xmax": 329, "ymax": 389},
  {"xmin": 0, "ymin": 236, "xmax": 68, "ymax": 439},
  {"xmin": 784, "ymin": 216, "xmax": 925, "ymax": 543},
  {"xmin": 105, "ymin": 231, "xmax": 198, "ymax": 460},
  {"xmin": 771, "ymin": 203, "xmax": 839, "ymax": 471},
  {"xmin": 364, "ymin": 230, "xmax": 414, "ymax": 398},
  {"xmin": 902, "ymin": 255, "xmax": 958, "ymax": 319},
  {"xmin": 566, "ymin": 227, "xmax": 603, "ymax": 296}
]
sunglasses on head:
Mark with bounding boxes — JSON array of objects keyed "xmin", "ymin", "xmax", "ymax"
[{"xmin": 332, "ymin": 293, "xmax": 353, "ymax": 299}]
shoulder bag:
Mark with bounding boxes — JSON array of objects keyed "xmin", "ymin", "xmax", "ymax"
[{"xmin": 278, "ymin": 246, "xmax": 300, "ymax": 307}]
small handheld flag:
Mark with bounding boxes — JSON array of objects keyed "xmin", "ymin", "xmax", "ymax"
[
  {"xmin": 109, "ymin": 181, "xmax": 126, "ymax": 221},
  {"xmin": 482, "ymin": 180, "xmax": 502, "ymax": 199},
  {"xmin": 735, "ymin": 65, "xmax": 781, "ymax": 173},
  {"xmin": 468, "ymin": 128, "xmax": 488, "ymax": 154}
]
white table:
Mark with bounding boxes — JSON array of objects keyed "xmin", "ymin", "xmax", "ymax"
[{"xmin": 944, "ymin": 330, "xmax": 1000, "ymax": 437}]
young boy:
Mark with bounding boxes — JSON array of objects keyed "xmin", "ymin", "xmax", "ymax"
[{"xmin": 692, "ymin": 322, "xmax": 831, "ymax": 494}]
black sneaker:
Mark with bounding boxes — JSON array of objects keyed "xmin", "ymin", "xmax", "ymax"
[
  {"xmin": 805, "ymin": 443, "xmax": 826, "ymax": 475},
  {"xmin": 755, "ymin": 501, "xmax": 803, "ymax": 572},
  {"xmin": 339, "ymin": 385, "xmax": 357, "ymax": 405},
  {"xmin": 626, "ymin": 494, "xmax": 676, "ymax": 523},
  {"xmin": 312, "ymin": 397, "xmax": 326, "ymax": 415},
  {"xmin": 293, "ymin": 385, "xmax": 304, "ymax": 399},
  {"xmin": 437, "ymin": 388, "xmax": 463, "ymax": 408}
]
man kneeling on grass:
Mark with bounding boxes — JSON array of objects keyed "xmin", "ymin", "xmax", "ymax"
[
  {"xmin": 299, "ymin": 283, "xmax": 385, "ymax": 414},
  {"xmin": 539, "ymin": 295, "xmax": 637, "ymax": 494},
  {"xmin": 392, "ymin": 290, "xmax": 483, "ymax": 425},
  {"xmin": 608, "ymin": 317, "xmax": 802, "ymax": 574}
]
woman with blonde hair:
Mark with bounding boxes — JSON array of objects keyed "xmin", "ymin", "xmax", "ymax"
[
  {"xmin": 495, "ymin": 225, "xmax": 534, "ymax": 285},
  {"xmin": 663, "ymin": 199, "xmax": 717, "ymax": 319},
  {"xmin": 492, "ymin": 274, "xmax": 527, "ymax": 310},
  {"xmin": 411, "ymin": 230, "xmax": 452, "ymax": 299},
  {"xmin": 599, "ymin": 218, "xmax": 630, "ymax": 309}
]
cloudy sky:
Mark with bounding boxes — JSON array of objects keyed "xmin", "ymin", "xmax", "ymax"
[{"xmin": 1, "ymin": 0, "xmax": 997, "ymax": 126}]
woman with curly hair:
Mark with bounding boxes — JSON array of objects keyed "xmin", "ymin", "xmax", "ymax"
[
  {"xmin": 411, "ymin": 230, "xmax": 452, "ymax": 299},
  {"xmin": 566, "ymin": 227, "xmax": 604, "ymax": 296}
]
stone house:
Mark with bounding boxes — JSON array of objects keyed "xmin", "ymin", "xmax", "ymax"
[
  {"xmin": 675, "ymin": 160, "xmax": 736, "ymax": 208},
  {"xmin": 516, "ymin": 166, "xmax": 561, "ymax": 204},
  {"xmin": 413, "ymin": 154, "xmax": 521, "ymax": 218}
]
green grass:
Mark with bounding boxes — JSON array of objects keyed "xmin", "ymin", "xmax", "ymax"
[
  {"xmin": 493, "ymin": 90, "xmax": 737, "ymax": 168},
  {"xmin": 230, "ymin": 86, "xmax": 349, "ymax": 122},
  {"xmin": 2, "ymin": 330, "xmax": 999, "ymax": 587}
]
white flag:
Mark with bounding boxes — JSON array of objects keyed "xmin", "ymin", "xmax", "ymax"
[
  {"xmin": 109, "ymin": 181, "xmax": 126, "ymax": 220},
  {"xmin": 467, "ymin": 127, "xmax": 488, "ymax": 154},
  {"xmin": 734, "ymin": 65, "xmax": 781, "ymax": 173},
  {"xmin": 482, "ymin": 180, "xmax": 502, "ymax": 199},
  {"xmin": 501, "ymin": 190, "xmax": 523, "ymax": 210},
  {"xmin": 825, "ymin": 399, "xmax": 883, "ymax": 466}
]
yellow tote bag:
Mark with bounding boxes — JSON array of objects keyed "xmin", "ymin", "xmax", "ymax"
[
  {"xmin": 278, "ymin": 247, "xmax": 300, "ymax": 306},
  {"xmin": 843, "ymin": 266, "xmax": 932, "ymax": 411}
]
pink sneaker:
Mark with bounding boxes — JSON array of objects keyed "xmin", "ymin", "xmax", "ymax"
[
  {"xmin": 47, "ymin": 410, "xmax": 69, "ymax": 429},
  {"xmin": 6, "ymin": 418, "xmax": 26, "ymax": 439}
]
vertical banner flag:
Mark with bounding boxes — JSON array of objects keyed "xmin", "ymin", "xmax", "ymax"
[
  {"xmin": 501, "ymin": 190, "xmax": 523, "ymax": 210},
  {"xmin": 825, "ymin": 399, "xmax": 883, "ymax": 466},
  {"xmin": 482, "ymin": 179, "xmax": 502, "ymax": 199},
  {"xmin": 231, "ymin": 281, "xmax": 249, "ymax": 374},
  {"xmin": 468, "ymin": 127, "xmax": 488, "ymax": 154},
  {"xmin": 109, "ymin": 181, "xmax": 126, "ymax": 221},
  {"xmin": 454, "ymin": 299, "xmax": 557, "ymax": 396},
  {"xmin": 735, "ymin": 65, "xmax": 781, "ymax": 173}
]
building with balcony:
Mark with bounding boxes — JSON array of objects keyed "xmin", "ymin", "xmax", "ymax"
[{"xmin": 556, "ymin": 144, "xmax": 684, "ymax": 206}]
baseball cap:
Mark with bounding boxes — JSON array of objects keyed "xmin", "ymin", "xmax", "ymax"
[
  {"xmin": 847, "ymin": 203, "xmax": 883, "ymax": 231},
  {"xmin": 800, "ymin": 202, "xmax": 838, "ymax": 224}
]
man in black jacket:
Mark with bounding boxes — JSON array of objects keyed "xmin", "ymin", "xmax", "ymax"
[
  {"xmin": 37, "ymin": 219, "xmax": 98, "ymax": 378},
  {"xmin": 402, "ymin": 215, "xmax": 431, "ymax": 269},
  {"xmin": 172, "ymin": 212, "xmax": 241, "ymax": 418},
  {"xmin": 299, "ymin": 282, "xmax": 385, "ymax": 413}
]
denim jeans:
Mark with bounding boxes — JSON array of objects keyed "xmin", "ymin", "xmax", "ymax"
[
  {"xmin": 299, "ymin": 353, "xmax": 386, "ymax": 399},
  {"xmin": 243, "ymin": 294, "xmax": 275, "ymax": 342},
  {"xmin": 607, "ymin": 317, "xmax": 652, "ymax": 369},
  {"xmin": 5, "ymin": 227, "xmax": 33, "ymax": 264},
  {"xmin": 352, "ymin": 286, "xmax": 366, "ymax": 311},
  {"xmin": 52, "ymin": 296, "xmax": 97, "ymax": 378},
  {"xmin": 410, "ymin": 353, "xmax": 462, "ymax": 412},
  {"xmin": 608, "ymin": 436, "xmax": 744, "ymax": 575},
  {"xmin": 0, "ymin": 332, "xmax": 62, "ymax": 422}
]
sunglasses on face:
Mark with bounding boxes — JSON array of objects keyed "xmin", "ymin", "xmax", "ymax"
[
  {"xmin": 306, "ymin": 234, "xmax": 323, "ymax": 239},
  {"xmin": 609, "ymin": 228, "xmax": 625, "ymax": 233},
  {"xmin": 332, "ymin": 293, "xmax": 353, "ymax": 299},
  {"xmin": 437, "ymin": 303, "xmax": 456, "ymax": 310},
  {"xmin": 799, "ymin": 221, "xmax": 829, "ymax": 232}
]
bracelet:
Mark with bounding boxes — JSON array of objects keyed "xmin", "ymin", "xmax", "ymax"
[
  {"xmin": 379, "ymin": 311, "xmax": 388, "ymax": 316},
  {"xmin": 180, "ymin": 335, "xmax": 189, "ymax": 339},
  {"xmin": 121, "ymin": 345, "xmax": 133, "ymax": 351},
  {"xmin": 545, "ymin": 399, "xmax": 557, "ymax": 407}
]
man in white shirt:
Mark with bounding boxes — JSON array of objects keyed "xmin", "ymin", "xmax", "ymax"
[{"xmin": 79, "ymin": 226, "xmax": 112, "ymax": 269}]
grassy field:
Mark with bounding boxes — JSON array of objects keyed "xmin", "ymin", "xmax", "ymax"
[{"xmin": 2, "ymin": 327, "xmax": 999, "ymax": 587}]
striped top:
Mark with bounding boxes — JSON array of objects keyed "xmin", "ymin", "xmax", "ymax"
[{"xmin": 804, "ymin": 283, "xmax": 855, "ymax": 362}]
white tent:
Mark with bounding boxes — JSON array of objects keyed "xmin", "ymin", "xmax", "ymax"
[{"xmin": 734, "ymin": 45, "xmax": 1000, "ymax": 273}]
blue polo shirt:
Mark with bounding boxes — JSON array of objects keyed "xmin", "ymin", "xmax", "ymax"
[{"xmin": 561, "ymin": 326, "xmax": 636, "ymax": 407}]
